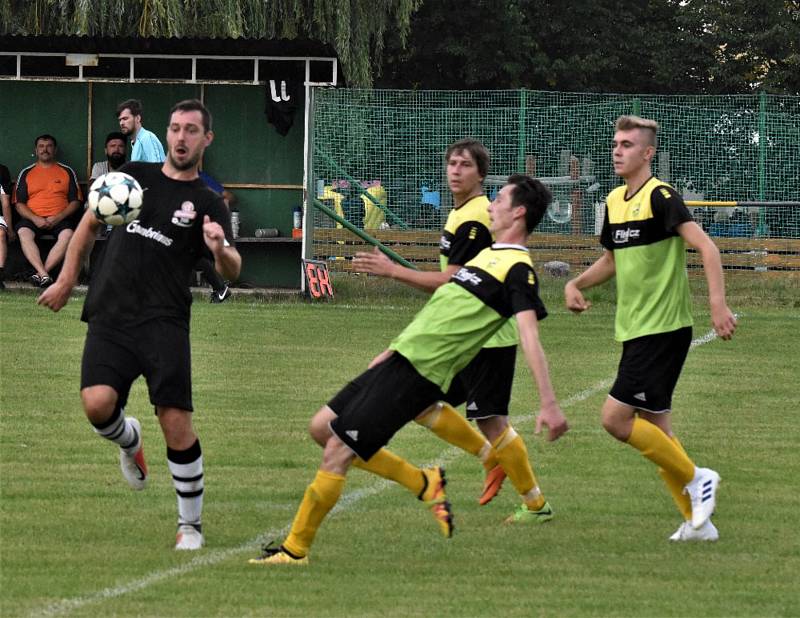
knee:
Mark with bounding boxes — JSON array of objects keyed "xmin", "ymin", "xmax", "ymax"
[
  {"xmin": 309, "ymin": 407, "xmax": 334, "ymax": 447},
  {"xmin": 601, "ymin": 410, "xmax": 629, "ymax": 441},
  {"xmin": 81, "ymin": 387, "xmax": 117, "ymax": 424},
  {"xmin": 157, "ymin": 407, "xmax": 195, "ymax": 449}
]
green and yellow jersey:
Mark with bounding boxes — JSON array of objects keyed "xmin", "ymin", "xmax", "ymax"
[
  {"xmin": 439, "ymin": 194, "xmax": 518, "ymax": 347},
  {"xmin": 391, "ymin": 244, "xmax": 547, "ymax": 392},
  {"xmin": 600, "ymin": 176, "xmax": 694, "ymax": 342}
]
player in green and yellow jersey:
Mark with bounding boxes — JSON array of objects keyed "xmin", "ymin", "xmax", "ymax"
[
  {"xmin": 350, "ymin": 139, "xmax": 559, "ymax": 521},
  {"xmin": 249, "ymin": 174, "xmax": 568, "ymax": 565},
  {"xmin": 565, "ymin": 115, "xmax": 737, "ymax": 542}
]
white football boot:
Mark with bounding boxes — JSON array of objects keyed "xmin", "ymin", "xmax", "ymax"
[
  {"xmin": 175, "ymin": 525, "xmax": 204, "ymax": 550},
  {"xmin": 669, "ymin": 519, "xmax": 719, "ymax": 542},
  {"xmin": 119, "ymin": 417, "xmax": 148, "ymax": 490},
  {"xmin": 684, "ymin": 467, "xmax": 720, "ymax": 529}
]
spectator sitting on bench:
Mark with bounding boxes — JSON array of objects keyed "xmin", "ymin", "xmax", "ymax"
[
  {"xmin": 89, "ymin": 131, "xmax": 127, "ymax": 185},
  {"xmin": 13, "ymin": 134, "xmax": 82, "ymax": 288},
  {"xmin": 88, "ymin": 131, "xmax": 128, "ymax": 239},
  {"xmin": 0, "ymin": 162, "xmax": 14, "ymax": 289}
]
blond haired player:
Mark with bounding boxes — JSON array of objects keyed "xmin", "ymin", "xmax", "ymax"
[{"xmin": 565, "ymin": 115, "xmax": 737, "ymax": 541}]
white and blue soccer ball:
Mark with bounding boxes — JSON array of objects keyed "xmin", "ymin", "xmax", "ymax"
[{"xmin": 87, "ymin": 172, "xmax": 144, "ymax": 226}]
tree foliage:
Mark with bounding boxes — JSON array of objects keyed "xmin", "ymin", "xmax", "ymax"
[
  {"xmin": 1, "ymin": 0, "xmax": 798, "ymax": 93},
  {"xmin": 0, "ymin": 0, "xmax": 421, "ymax": 86},
  {"xmin": 376, "ymin": 0, "xmax": 800, "ymax": 94},
  {"xmin": 681, "ymin": 0, "xmax": 800, "ymax": 94}
]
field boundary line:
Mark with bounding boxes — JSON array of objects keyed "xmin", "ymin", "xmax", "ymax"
[{"xmin": 33, "ymin": 323, "xmax": 727, "ymax": 617}]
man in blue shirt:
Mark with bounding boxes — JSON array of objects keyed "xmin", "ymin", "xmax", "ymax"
[{"xmin": 117, "ymin": 99, "xmax": 166, "ymax": 163}]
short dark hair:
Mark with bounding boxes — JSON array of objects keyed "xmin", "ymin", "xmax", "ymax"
[
  {"xmin": 445, "ymin": 138, "xmax": 490, "ymax": 179},
  {"xmin": 105, "ymin": 131, "xmax": 126, "ymax": 146},
  {"xmin": 169, "ymin": 99, "xmax": 212, "ymax": 133},
  {"xmin": 117, "ymin": 99, "xmax": 142, "ymax": 117},
  {"xmin": 34, "ymin": 134, "xmax": 57, "ymax": 148},
  {"xmin": 507, "ymin": 174, "xmax": 552, "ymax": 233}
]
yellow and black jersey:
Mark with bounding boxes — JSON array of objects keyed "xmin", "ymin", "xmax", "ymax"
[
  {"xmin": 600, "ymin": 176, "xmax": 694, "ymax": 341},
  {"xmin": 439, "ymin": 195, "xmax": 493, "ymax": 269},
  {"xmin": 390, "ymin": 244, "xmax": 546, "ymax": 391},
  {"xmin": 439, "ymin": 194, "xmax": 518, "ymax": 347}
]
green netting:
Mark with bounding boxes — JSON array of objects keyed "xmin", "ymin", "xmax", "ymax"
[{"xmin": 311, "ymin": 89, "xmax": 800, "ymax": 271}]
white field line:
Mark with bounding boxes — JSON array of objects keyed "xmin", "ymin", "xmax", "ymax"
[{"xmin": 34, "ymin": 323, "xmax": 726, "ymax": 617}]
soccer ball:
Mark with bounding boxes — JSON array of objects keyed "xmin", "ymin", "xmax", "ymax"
[{"xmin": 87, "ymin": 172, "xmax": 144, "ymax": 226}]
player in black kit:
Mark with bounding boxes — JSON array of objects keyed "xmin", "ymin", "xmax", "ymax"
[{"xmin": 39, "ymin": 99, "xmax": 241, "ymax": 551}]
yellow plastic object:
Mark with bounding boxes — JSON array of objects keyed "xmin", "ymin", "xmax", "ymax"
[{"xmin": 321, "ymin": 183, "xmax": 387, "ymax": 230}]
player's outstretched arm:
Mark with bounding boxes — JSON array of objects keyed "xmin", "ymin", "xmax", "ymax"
[
  {"xmin": 564, "ymin": 249, "xmax": 616, "ymax": 313},
  {"xmin": 38, "ymin": 209, "xmax": 100, "ymax": 312},
  {"xmin": 516, "ymin": 310, "xmax": 568, "ymax": 442},
  {"xmin": 202, "ymin": 215, "xmax": 241, "ymax": 282},
  {"xmin": 677, "ymin": 221, "xmax": 737, "ymax": 340},
  {"xmin": 353, "ymin": 246, "xmax": 458, "ymax": 293}
]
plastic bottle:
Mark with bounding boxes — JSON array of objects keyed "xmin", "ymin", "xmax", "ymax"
[
  {"xmin": 293, "ymin": 206, "xmax": 302, "ymax": 230},
  {"xmin": 230, "ymin": 210, "xmax": 240, "ymax": 239}
]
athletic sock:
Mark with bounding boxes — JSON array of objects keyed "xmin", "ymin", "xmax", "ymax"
[
  {"xmin": 168, "ymin": 439, "xmax": 204, "ymax": 528},
  {"xmin": 353, "ymin": 448, "xmax": 425, "ymax": 497},
  {"xmin": 91, "ymin": 405, "xmax": 138, "ymax": 453},
  {"xmin": 492, "ymin": 426, "xmax": 545, "ymax": 510},
  {"xmin": 627, "ymin": 418, "xmax": 695, "ymax": 485},
  {"xmin": 283, "ymin": 469, "xmax": 345, "ymax": 558},
  {"xmin": 658, "ymin": 435, "xmax": 693, "ymax": 520},
  {"xmin": 416, "ymin": 402, "xmax": 493, "ymax": 466}
]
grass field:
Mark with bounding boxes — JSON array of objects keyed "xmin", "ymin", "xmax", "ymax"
[{"xmin": 1, "ymin": 274, "xmax": 799, "ymax": 617}]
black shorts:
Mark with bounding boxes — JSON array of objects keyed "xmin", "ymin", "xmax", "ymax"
[
  {"xmin": 81, "ymin": 320, "xmax": 193, "ymax": 412},
  {"xmin": 609, "ymin": 327, "xmax": 692, "ymax": 413},
  {"xmin": 15, "ymin": 217, "xmax": 75, "ymax": 237},
  {"xmin": 442, "ymin": 346, "xmax": 516, "ymax": 419},
  {"xmin": 329, "ymin": 353, "xmax": 444, "ymax": 460}
]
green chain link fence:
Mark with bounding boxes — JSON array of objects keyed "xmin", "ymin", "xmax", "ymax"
[{"xmin": 311, "ymin": 89, "xmax": 800, "ymax": 272}]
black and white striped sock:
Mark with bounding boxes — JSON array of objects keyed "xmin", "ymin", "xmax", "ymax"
[
  {"xmin": 91, "ymin": 405, "xmax": 138, "ymax": 454},
  {"xmin": 168, "ymin": 439, "xmax": 204, "ymax": 528}
]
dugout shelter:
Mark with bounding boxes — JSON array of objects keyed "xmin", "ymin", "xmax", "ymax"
[{"xmin": 0, "ymin": 35, "xmax": 338, "ymax": 289}]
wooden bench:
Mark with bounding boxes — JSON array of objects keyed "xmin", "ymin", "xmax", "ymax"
[{"xmin": 313, "ymin": 228, "xmax": 800, "ymax": 273}]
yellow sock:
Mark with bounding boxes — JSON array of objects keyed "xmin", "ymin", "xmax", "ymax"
[
  {"xmin": 627, "ymin": 418, "xmax": 695, "ymax": 485},
  {"xmin": 493, "ymin": 426, "xmax": 545, "ymax": 511},
  {"xmin": 283, "ymin": 469, "xmax": 345, "ymax": 558},
  {"xmin": 354, "ymin": 448, "xmax": 424, "ymax": 497},
  {"xmin": 657, "ymin": 435, "xmax": 693, "ymax": 520},
  {"xmin": 416, "ymin": 402, "xmax": 494, "ymax": 469}
]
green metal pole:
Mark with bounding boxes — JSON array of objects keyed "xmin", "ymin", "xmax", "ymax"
[
  {"xmin": 632, "ymin": 98, "xmax": 641, "ymax": 116},
  {"xmin": 517, "ymin": 89, "xmax": 526, "ymax": 173},
  {"xmin": 312, "ymin": 198, "xmax": 419, "ymax": 270},
  {"xmin": 757, "ymin": 91, "xmax": 768, "ymax": 236},
  {"xmin": 316, "ymin": 149, "xmax": 409, "ymax": 229}
]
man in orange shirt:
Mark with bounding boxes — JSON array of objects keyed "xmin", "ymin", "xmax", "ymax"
[{"xmin": 14, "ymin": 134, "xmax": 82, "ymax": 287}]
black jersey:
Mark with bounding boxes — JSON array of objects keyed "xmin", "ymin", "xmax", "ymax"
[{"xmin": 82, "ymin": 162, "xmax": 233, "ymax": 327}]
